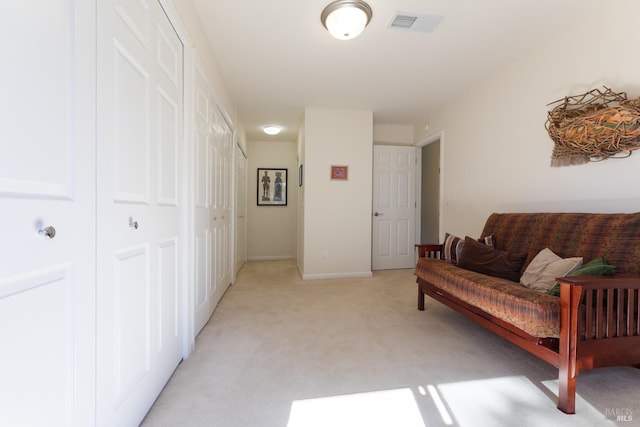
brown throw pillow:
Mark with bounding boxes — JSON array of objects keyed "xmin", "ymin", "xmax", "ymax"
[
  {"xmin": 441, "ymin": 233, "xmax": 496, "ymax": 264},
  {"xmin": 457, "ymin": 236, "xmax": 526, "ymax": 282}
]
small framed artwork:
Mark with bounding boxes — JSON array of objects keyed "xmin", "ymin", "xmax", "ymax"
[
  {"xmin": 331, "ymin": 165, "xmax": 348, "ymax": 180},
  {"xmin": 257, "ymin": 168, "xmax": 287, "ymax": 206}
]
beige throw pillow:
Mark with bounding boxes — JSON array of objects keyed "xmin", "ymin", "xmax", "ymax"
[{"xmin": 520, "ymin": 248, "xmax": 582, "ymax": 292}]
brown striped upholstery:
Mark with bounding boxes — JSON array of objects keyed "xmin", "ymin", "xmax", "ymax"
[
  {"xmin": 416, "ymin": 258, "xmax": 561, "ymax": 337},
  {"xmin": 481, "ymin": 212, "xmax": 640, "ymax": 276},
  {"xmin": 415, "ymin": 212, "xmax": 640, "ymax": 338}
]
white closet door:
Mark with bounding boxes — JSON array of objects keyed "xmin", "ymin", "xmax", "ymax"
[
  {"xmin": 0, "ymin": 1, "xmax": 96, "ymax": 426},
  {"xmin": 192, "ymin": 63, "xmax": 234, "ymax": 335},
  {"xmin": 193, "ymin": 62, "xmax": 215, "ymax": 334},
  {"xmin": 96, "ymin": 0, "xmax": 183, "ymax": 425},
  {"xmin": 235, "ymin": 144, "xmax": 248, "ymax": 274},
  {"xmin": 211, "ymin": 108, "xmax": 233, "ymax": 304}
]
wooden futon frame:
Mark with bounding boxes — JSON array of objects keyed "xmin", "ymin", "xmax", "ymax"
[{"xmin": 416, "ymin": 244, "xmax": 640, "ymax": 414}]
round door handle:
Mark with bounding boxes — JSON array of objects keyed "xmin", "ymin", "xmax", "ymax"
[
  {"xmin": 374, "ymin": 212, "xmax": 383, "ymax": 217},
  {"xmin": 39, "ymin": 226, "xmax": 56, "ymax": 239},
  {"xmin": 129, "ymin": 217, "xmax": 139, "ymax": 230}
]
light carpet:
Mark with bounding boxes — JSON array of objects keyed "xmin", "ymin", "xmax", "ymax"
[{"xmin": 141, "ymin": 260, "xmax": 640, "ymax": 427}]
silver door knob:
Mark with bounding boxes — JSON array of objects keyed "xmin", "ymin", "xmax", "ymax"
[
  {"xmin": 374, "ymin": 212, "xmax": 383, "ymax": 216},
  {"xmin": 129, "ymin": 217, "xmax": 139, "ymax": 230},
  {"xmin": 39, "ymin": 226, "xmax": 56, "ymax": 239}
]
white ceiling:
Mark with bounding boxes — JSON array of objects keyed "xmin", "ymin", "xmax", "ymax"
[{"xmin": 192, "ymin": 0, "xmax": 585, "ymax": 142}]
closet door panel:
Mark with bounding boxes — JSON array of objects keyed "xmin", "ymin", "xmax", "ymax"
[
  {"xmin": 113, "ymin": 44, "xmax": 151, "ymax": 203},
  {"xmin": 0, "ymin": 1, "xmax": 96, "ymax": 426},
  {"xmin": 113, "ymin": 246, "xmax": 151, "ymax": 401},
  {"xmin": 191, "ymin": 60, "xmax": 235, "ymax": 335},
  {"xmin": 193, "ymin": 63, "xmax": 215, "ymax": 334},
  {"xmin": 97, "ymin": 0, "xmax": 183, "ymax": 425},
  {"xmin": 157, "ymin": 237, "xmax": 180, "ymax": 384},
  {"xmin": 158, "ymin": 91, "xmax": 179, "ymax": 205}
]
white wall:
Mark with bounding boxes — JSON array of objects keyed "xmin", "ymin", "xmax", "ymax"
[
  {"xmin": 171, "ymin": 0, "xmax": 247, "ymax": 152},
  {"xmin": 373, "ymin": 124, "xmax": 414, "ymax": 145},
  {"xmin": 247, "ymin": 140, "xmax": 298, "ymax": 260},
  {"xmin": 415, "ymin": 0, "xmax": 640, "ymax": 239},
  {"xmin": 302, "ymin": 108, "xmax": 373, "ymax": 279}
]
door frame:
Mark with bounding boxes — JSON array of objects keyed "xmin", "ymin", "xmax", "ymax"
[{"xmin": 415, "ymin": 130, "xmax": 445, "ymax": 255}]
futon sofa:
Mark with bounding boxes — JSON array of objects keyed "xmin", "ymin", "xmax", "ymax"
[{"xmin": 414, "ymin": 212, "xmax": 640, "ymax": 414}]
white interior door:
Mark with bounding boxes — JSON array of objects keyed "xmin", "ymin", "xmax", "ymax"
[
  {"xmin": 193, "ymin": 62, "xmax": 215, "ymax": 334},
  {"xmin": 212, "ymin": 109, "xmax": 233, "ymax": 300},
  {"xmin": 0, "ymin": 1, "xmax": 96, "ymax": 425},
  {"xmin": 372, "ymin": 146, "xmax": 417, "ymax": 270},
  {"xmin": 97, "ymin": 0, "xmax": 183, "ymax": 425},
  {"xmin": 235, "ymin": 144, "xmax": 248, "ymax": 274},
  {"xmin": 193, "ymin": 62, "xmax": 234, "ymax": 335}
]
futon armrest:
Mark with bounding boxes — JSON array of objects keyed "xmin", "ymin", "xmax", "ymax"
[
  {"xmin": 557, "ymin": 275, "xmax": 640, "ymax": 342},
  {"xmin": 415, "ymin": 244, "xmax": 442, "ymax": 258},
  {"xmin": 557, "ymin": 275, "xmax": 640, "ymax": 290}
]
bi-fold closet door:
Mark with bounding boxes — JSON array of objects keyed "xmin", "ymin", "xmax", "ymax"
[
  {"xmin": 96, "ymin": 0, "xmax": 184, "ymax": 425},
  {"xmin": 193, "ymin": 62, "xmax": 234, "ymax": 336},
  {"xmin": 235, "ymin": 144, "xmax": 248, "ymax": 273},
  {"xmin": 0, "ymin": 1, "xmax": 97, "ymax": 425},
  {"xmin": 1, "ymin": 0, "xmax": 234, "ymax": 425}
]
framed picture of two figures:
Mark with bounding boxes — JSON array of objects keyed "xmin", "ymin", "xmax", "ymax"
[{"xmin": 257, "ymin": 168, "xmax": 287, "ymax": 206}]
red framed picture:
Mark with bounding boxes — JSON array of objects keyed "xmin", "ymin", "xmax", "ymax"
[{"xmin": 331, "ymin": 165, "xmax": 348, "ymax": 180}]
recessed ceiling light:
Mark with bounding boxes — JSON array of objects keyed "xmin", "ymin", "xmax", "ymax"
[{"xmin": 263, "ymin": 125, "xmax": 281, "ymax": 135}]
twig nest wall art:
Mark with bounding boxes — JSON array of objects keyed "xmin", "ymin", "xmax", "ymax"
[{"xmin": 545, "ymin": 87, "xmax": 640, "ymax": 166}]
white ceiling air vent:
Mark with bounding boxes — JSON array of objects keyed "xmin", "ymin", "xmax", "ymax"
[{"xmin": 388, "ymin": 12, "xmax": 444, "ymax": 33}]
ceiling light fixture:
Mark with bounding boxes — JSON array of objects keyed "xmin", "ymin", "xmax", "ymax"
[
  {"xmin": 263, "ymin": 125, "xmax": 282, "ymax": 135},
  {"xmin": 321, "ymin": 0, "xmax": 372, "ymax": 41}
]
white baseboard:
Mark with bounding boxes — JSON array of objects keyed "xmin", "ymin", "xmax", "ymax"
[
  {"xmin": 302, "ymin": 271, "xmax": 373, "ymax": 280},
  {"xmin": 247, "ymin": 255, "xmax": 295, "ymax": 261}
]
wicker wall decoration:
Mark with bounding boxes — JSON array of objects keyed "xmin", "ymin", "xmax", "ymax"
[{"xmin": 545, "ymin": 87, "xmax": 640, "ymax": 167}]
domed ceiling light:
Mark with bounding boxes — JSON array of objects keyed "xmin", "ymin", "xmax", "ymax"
[
  {"xmin": 263, "ymin": 125, "xmax": 282, "ymax": 135},
  {"xmin": 321, "ymin": 0, "xmax": 372, "ymax": 40}
]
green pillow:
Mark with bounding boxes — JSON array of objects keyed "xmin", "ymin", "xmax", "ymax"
[{"xmin": 547, "ymin": 257, "xmax": 616, "ymax": 296}]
